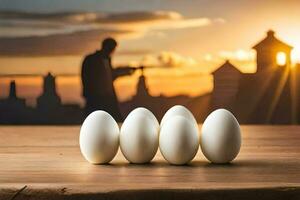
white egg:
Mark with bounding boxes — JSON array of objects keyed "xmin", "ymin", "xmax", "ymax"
[
  {"xmin": 79, "ymin": 110, "xmax": 119, "ymax": 164},
  {"xmin": 159, "ymin": 116, "xmax": 199, "ymax": 165},
  {"xmin": 126, "ymin": 107, "xmax": 159, "ymax": 129},
  {"xmin": 160, "ymin": 105, "xmax": 198, "ymax": 128},
  {"xmin": 200, "ymin": 109, "xmax": 241, "ymax": 164},
  {"xmin": 120, "ymin": 108, "xmax": 159, "ymax": 163}
]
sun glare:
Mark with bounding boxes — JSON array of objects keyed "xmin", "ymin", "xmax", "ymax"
[
  {"xmin": 276, "ymin": 52, "xmax": 286, "ymax": 66},
  {"xmin": 291, "ymin": 49, "xmax": 300, "ymax": 64}
]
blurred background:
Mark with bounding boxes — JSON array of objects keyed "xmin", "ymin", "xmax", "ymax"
[{"xmin": 0, "ymin": 0, "xmax": 300, "ymax": 124}]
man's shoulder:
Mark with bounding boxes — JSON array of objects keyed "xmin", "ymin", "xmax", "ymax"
[
  {"xmin": 85, "ymin": 51, "xmax": 104, "ymax": 62},
  {"xmin": 84, "ymin": 52, "xmax": 98, "ymax": 60}
]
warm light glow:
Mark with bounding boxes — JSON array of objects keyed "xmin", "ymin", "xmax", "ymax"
[
  {"xmin": 219, "ymin": 49, "xmax": 255, "ymax": 61},
  {"xmin": 291, "ymin": 48, "xmax": 300, "ymax": 64},
  {"xmin": 276, "ymin": 52, "xmax": 286, "ymax": 66},
  {"xmin": 236, "ymin": 50, "xmax": 248, "ymax": 60}
]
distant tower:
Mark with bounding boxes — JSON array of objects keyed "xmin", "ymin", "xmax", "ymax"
[
  {"xmin": 135, "ymin": 67, "xmax": 150, "ymax": 97},
  {"xmin": 0, "ymin": 80, "xmax": 27, "ymax": 124},
  {"xmin": 9, "ymin": 81, "xmax": 17, "ymax": 99},
  {"xmin": 37, "ymin": 73, "xmax": 61, "ymax": 110},
  {"xmin": 211, "ymin": 60, "xmax": 241, "ymax": 109},
  {"xmin": 5, "ymin": 80, "xmax": 26, "ymax": 106},
  {"xmin": 252, "ymin": 30, "xmax": 293, "ymax": 73}
]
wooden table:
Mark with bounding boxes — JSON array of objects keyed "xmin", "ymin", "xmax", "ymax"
[{"xmin": 0, "ymin": 126, "xmax": 300, "ymax": 200}]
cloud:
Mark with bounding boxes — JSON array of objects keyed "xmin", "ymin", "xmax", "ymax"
[
  {"xmin": 0, "ymin": 10, "xmax": 182, "ymax": 25},
  {"xmin": 219, "ymin": 49, "xmax": 255, "ymax": 61},
  {"xmin": 138, "ymin": 51, "xmax": 199, "ymax": 68},
  {"xmin": 158, "ymin": 51, "xmax": 198, "ymax": 67},
  {"xmin": 0, "ymin": 10, "xmax": 225, "ymax": 56},
  {"xmin": 0, "ymin": 29, "xmax": 136, "ymax": 56}
]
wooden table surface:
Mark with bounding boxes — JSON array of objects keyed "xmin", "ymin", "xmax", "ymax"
[{"xmin": 0, "ymin": 125, "xmax": 300, "ymax": 200}]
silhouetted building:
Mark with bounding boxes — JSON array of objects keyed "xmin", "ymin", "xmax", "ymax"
[
  {"xmin": 212, "ymin": 60, "xmax": 241, "ymax": 110},
  {"xmin": 34, "ymin": 72, "xmax": 84, "ymax": 124},
  {"xmin": 7, "ymin": 81, "xmax": 26, "ymax": 106},
  {"xmin": 0, "ymin": 81, "xmax": 30, "ymax": 124},
  {"xmin": 253, "ymin": 30, "xmax": 292, "ymax": 74},
  {"xmin": 212, "ymin": 30, "xmax": 299, "ymax": 124},
  {"xmin": 0, "ymin": 80, "xmax": 26, "ymax": 107},
  {"xmin": 37, "ymin": 72, "xmax": 61, "ymax": 111}
]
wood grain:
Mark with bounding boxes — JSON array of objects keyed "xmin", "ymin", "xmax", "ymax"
[{"xmin": 0, "ymin": 125, "xmax": 300, "ymax": 200}]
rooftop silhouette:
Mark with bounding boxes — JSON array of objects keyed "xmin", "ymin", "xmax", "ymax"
[{"xmin": 212, "ymin": 30, "xmax": 300, "ymax": 124}]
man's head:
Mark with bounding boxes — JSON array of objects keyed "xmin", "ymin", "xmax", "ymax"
[{"xmin": 101, "ymin": 38, "xmax": 117, "ymax": 56}]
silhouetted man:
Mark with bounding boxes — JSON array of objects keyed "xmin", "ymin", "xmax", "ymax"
[{"xmin": 81, "ymin": 38, "xmax": 135, "ymax": 121}]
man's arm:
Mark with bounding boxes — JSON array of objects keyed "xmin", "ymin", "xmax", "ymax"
[{"xmin": 112, "ymin": 66, "xmax": 137, "ymax": 80}]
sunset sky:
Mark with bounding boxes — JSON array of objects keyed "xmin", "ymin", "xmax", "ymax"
[{"xmin": 0, "ymin": 0, "xmax": 300, "ymax": 106}]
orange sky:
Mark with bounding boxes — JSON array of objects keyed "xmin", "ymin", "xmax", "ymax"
[{"xmin": 0, "ymin": 0, "xmax": 300, "ymax": 106}]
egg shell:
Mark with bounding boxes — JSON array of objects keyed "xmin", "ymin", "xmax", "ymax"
[
  {"xmin": 200, "ymin": 109, "xmax": 241, "ymax": 164},
  {"xmin": 79, "ymin": 110, "xmax": 119, "ymax": 164},
  {"xmin": 120, "ymin": 110, "xmax": 159, "ymax": 164},
  {"xmin": 160, "ymin": 105, "xmax": 198, "ymax": 128},
  {"xmin": 159, "ymin": 115, "xmax": 199, "ymax": 165},
  {"xmin": 126, "ymin": 107, "xmax": 159, "ymax": 129}
]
